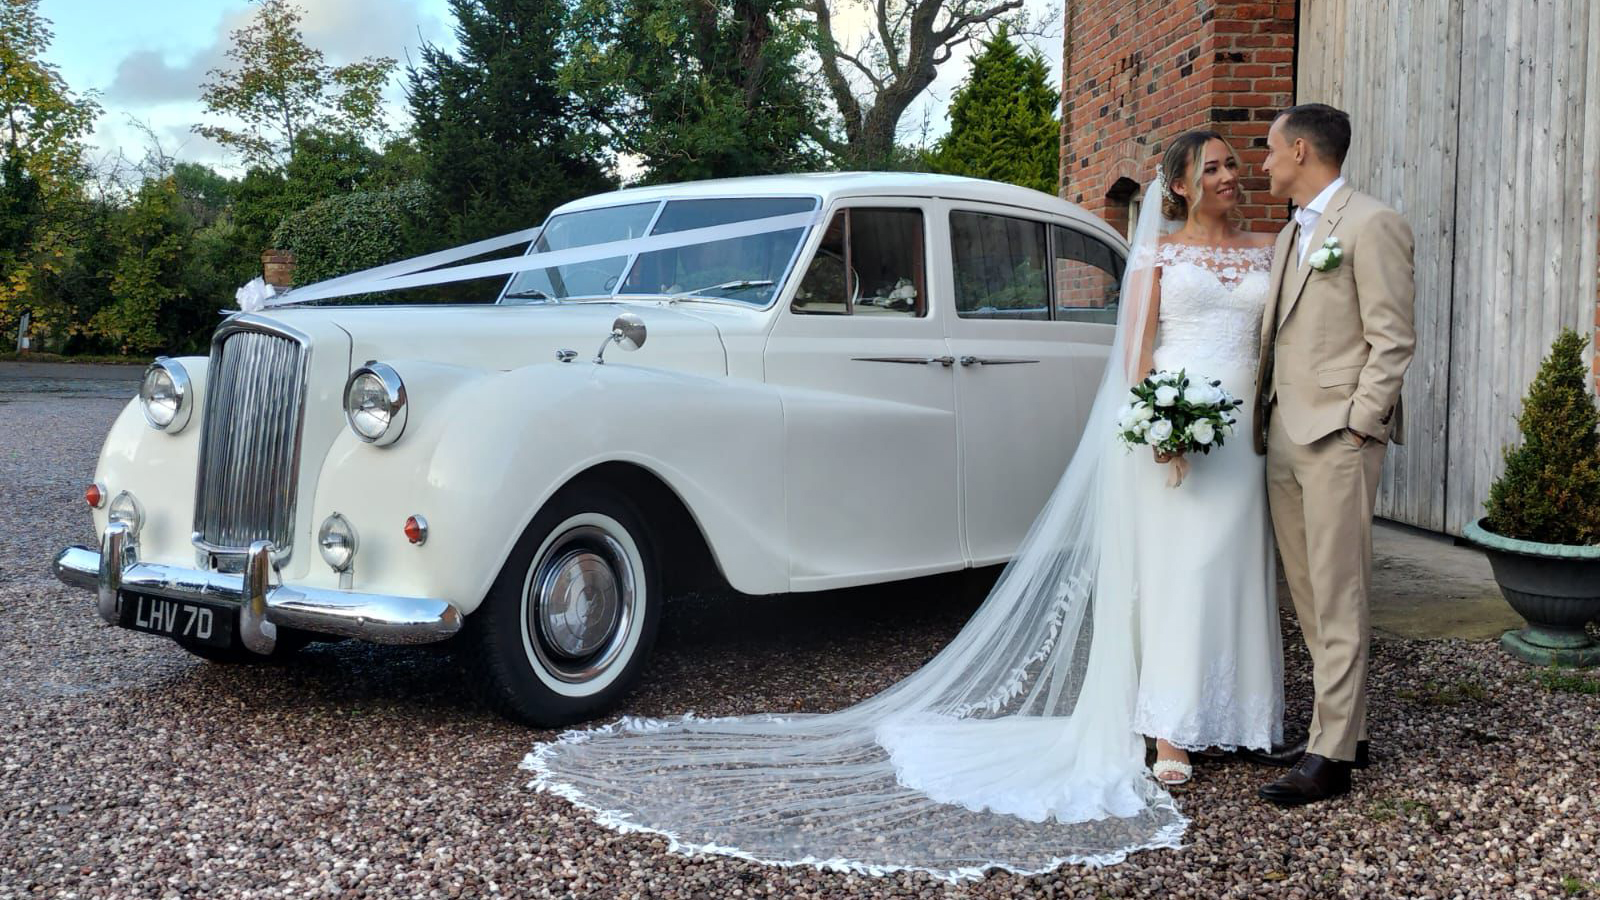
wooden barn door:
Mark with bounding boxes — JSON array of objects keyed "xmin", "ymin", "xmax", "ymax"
[{"xmin": 1297, "ymin": 0, "xmax": 1600, "ymax": 535}]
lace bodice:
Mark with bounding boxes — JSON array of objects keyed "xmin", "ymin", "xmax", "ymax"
[{"xmin": 1143, "ymin": 243, "xmax": 1274, "ymax": 372}]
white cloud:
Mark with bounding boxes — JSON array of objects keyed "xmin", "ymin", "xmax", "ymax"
[{"xmin": 104, "ymin": 0, "xmax": 445, "ymax": 107}]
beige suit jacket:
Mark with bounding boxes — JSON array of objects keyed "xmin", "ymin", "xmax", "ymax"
[{"xmin": 1254, "ymin": 185, "xmax": 1416, "ymax": 454}]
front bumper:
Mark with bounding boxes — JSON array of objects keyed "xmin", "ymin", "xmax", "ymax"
[{"xmin": 54, "ymin": 523, "xmax": 462, "ymax": 652}]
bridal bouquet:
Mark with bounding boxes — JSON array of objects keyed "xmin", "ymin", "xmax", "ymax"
[{"xmin": 1116, "ymin": 370, "xmax": 1242, "ymax": 482}]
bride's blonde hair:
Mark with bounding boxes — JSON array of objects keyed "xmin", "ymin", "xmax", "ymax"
[{"xmin": 1160, "ymin": 130, "xmax": 1240, "ymax": 221}]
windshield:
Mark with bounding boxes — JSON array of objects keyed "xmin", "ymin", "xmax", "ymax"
[
  {"xmin": 500, "ymin": 196, "xmax": 817, "ymax": 306},
  {"xmin": 501, "ymin": 202, "xmax": 655, "ymax": 302}
]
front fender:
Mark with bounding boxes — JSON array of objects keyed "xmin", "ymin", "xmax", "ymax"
[
  {"xmin": 308, "ymin": 360, "xmax": 789, "ymax": 613},
  {"xmin": 88, "ymin": 356, "xmax": 210, "ymax": 567}
]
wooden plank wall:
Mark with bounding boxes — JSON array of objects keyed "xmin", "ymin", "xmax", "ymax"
[
  {"xmin": 1296, "ymin": 0, "xmax": 1461, "ymax": 532},
  {"xmin": 1297, "ymin": 0, "xmax": 1600, "ymax": 535}
]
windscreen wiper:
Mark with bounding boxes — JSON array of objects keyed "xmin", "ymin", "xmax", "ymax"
[
  {"xmin": 502, "ymin": 288, "xmax": 554, "ymax": 301},
  {"xmin": 677, "ymin": 279, "xmax": 774, "ymax": 298}
]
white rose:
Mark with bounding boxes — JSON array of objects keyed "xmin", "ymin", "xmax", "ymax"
[
  {"xmin": 1190, "ymin": 420, "xmax": 1216, "ymax": 445},
  {"xmin": 1308, "ymin": 248, "xmax": 1331, "ymax": 270},
  {"xmin": 1154, "ymin": 385, "xmax": 1179, "ymax": 406},
  {"xmin": 1136, "ymin": 419, "xmax": 1151, "ymax": 434},
  {"xmin": 1187, "ymin": 383, "xmax": 1224, "ymax": 407},
  {"xmin": 1148, "ymin": 419, "xmax": 1174, "ymax": 443},
  {"xmin": 1325, "ymin": 236, "xmax": 1341, "ymax": 248},
  {"xmin": 1134, "ymin": 402, "xmax": 1155, "ymax": 421},
  {"xmin": 1220, "ymin": 422, "xmax": 1236, "ymax": 437}
]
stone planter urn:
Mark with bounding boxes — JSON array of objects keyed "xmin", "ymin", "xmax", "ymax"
[{"xmin": 1462, "ymin": 518, "xmax": 1600, "ymax": 667}]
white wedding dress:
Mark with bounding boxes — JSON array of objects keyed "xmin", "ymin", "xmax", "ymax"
[
  {"xmin": 524, "ymin": 187, "xmax": 1285, "ymax": 882},
  {"xmin": 1129, "ymin": 242, "xmax": 1283, "ymax": 752}
]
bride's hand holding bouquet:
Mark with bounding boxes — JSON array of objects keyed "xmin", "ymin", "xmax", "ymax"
[{"xmin": 1116, "ymin": 369, "xmax": 1242, "ymax": 486}]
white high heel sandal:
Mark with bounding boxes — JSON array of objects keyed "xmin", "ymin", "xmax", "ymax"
[{"xmin": 1151, "ymin": 758, "xmax": 1193, "ymax": 786}]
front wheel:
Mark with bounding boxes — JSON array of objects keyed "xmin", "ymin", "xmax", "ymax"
[{"xmin": 467, "ymin": 484, "xmax": 662, "ymax": 726}]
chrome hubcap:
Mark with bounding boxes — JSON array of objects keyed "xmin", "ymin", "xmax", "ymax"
[
  {"xmin": 525, "ymin": 525, "xmax": 636, "ymax": 684},
  {"xmin": 540, "ymin": 550, "xmax": 620, "ymax": 657}
]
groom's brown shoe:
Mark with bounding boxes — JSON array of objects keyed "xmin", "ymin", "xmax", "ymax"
[
  {"xmin": 1258, "ymin": 754, "xmax": 1353, "ymax": 806},
  {"xmin": 1239, "ymin": 737, "xmax": 1369, "ymax": 769}
]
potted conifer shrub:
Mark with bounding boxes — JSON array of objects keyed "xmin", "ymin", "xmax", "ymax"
[{"xmin": 1463, "ymin": 328, "xmax": 1600, "ymax": 666}]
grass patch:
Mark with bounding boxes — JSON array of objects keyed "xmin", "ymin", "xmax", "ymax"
[
  {"xmin": 1367, "ymin": 797, "xmax": 1438, "ymax": 825},
  {"xmin": 0, "ymin": 351, "xmax": 148, "ymax": 365},
  {"xmin": 1562, "ymin": 876, "xmax": 1600, "ymax": 896},
  {"xmin": 1395, "ymin": 678, "xmax": 1489, "ymax": 706},
  {"xmin": 1536, "ymin": 666, "xmax": 1600, "ymax": 695}
]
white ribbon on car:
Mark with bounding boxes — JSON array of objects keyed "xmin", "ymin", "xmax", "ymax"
[{"xmin": 266, "ymin": 210, "xmax": 822, "ymax": 307}]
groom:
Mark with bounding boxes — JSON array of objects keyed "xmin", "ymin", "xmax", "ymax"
[{"xmin": 1249, "ymin": 103, "xmax": 1416, "ymax": 805}]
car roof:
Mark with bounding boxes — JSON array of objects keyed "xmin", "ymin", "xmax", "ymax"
[{"xmin": 548, "ymin": 172, "xmax": 1128, "ymax": 250}]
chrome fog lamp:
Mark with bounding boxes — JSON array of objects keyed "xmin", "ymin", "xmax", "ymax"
[
  {"xmin": 317, "ymin": 513, "xmax": 359, "ymax": 572},
  {"xmin": 107, "ymin": 491, "xmax": 144, "ymax": 536},
  {"xmin": 139, "ymin": 357, "xmax": 193, "ymax": 433},
  {"xmin": 344, "ymin": 362, "xmax": 407, "ymax": 445}
]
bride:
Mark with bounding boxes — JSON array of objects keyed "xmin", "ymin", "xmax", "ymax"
[{"xmin": 525, "ymin": 131, "xmax": 1284, "ymax": 881}]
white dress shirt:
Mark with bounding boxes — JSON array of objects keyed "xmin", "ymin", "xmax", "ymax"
[{"xmin": 1296, "ymin": 175, "xmax": 1347, "ymax": 263}]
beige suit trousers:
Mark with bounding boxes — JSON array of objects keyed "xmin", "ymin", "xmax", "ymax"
[{"xmin": 1265, "ymin": 407, "xmax": 1385, "ymax": 761}]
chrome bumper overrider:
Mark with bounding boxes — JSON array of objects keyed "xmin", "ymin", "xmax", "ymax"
[{"xmin": 53, "ymin": 523, "xmax": 461, "ymax": 651}]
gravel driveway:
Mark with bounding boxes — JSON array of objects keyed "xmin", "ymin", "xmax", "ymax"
[{"xmin": 2, "ymin": 370, "xmax": 1597, "ymax": 899}]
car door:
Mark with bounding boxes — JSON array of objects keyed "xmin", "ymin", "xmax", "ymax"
[
  {"xmin": 941, "ymin": 205, "xmax": 1123, "ymax": 565},
  {"xmin": 763, "ymin": 203, "xmax": 964, "ymax": 590}
]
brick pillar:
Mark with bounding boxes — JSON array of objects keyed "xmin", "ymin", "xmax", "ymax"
[
  {"xmin": 261, "ymin": 250, "xmax": 296, "ymax": 289},
  {"xmin": 1060, "ymin": 1, "xmax": 1297, "ymax": 234}
]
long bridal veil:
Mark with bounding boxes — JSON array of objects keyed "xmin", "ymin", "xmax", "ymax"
[{"xmin": 525, "ymin": 180, "xmax": 1179, "ymax": 882}]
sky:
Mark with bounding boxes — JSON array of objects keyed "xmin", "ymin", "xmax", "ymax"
[{"xmin": 38, "ymin": 0, "xmax": 1063, "ymax": 179}]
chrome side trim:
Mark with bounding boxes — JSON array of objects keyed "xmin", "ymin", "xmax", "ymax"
[
  {"xmin": 53, "ymin": 544, "xmax": 463, "ymax": 646},
  {"xmin": 958, "ymin": 356, "xmax": 1041, "ymax": 366},
  {"xmin": 852, "ymin": 356, "xmax": 957, "ymax": 367}
]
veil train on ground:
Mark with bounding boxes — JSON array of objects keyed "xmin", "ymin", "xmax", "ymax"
[{"xmin": 524, "ymin": 180, "xmax": 1182, "ymax": 882}]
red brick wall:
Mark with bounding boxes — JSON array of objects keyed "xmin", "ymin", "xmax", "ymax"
[{"xmin": 1059, "ymin": 1, "xmax": 1297, "ymax": 234}]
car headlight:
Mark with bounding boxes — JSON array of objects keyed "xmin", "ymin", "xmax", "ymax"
[
  {"xmin": 344, "ymin": 362, "xmax": 407, "ymax": 445},
  {"xmin": 317, "ymin": 513, "xmax": 358, "ymax": 572},
  {"xmin": 139, "ymin": 357, "xmax": 193, "ymax": 433},
  {"xmin": 107, "ymin": 491, "xmax": 144, "ymax": 535}
]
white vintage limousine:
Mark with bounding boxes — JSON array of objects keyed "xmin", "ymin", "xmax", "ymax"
[{"xmin": 54, "ymin": 172, "xmax": 1127, "ymax": 725}]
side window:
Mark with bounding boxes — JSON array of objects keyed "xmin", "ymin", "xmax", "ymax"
[
  {"xmin": 792, "ymin": 208, "xmax": 925, "ymax": 316},
  {"xmin": 1052, "ymin": 225, "xmax": 1124, "ymax": 324},
  {"xmin": 950, "ymin": 211, "xmax": 1050, "ymax": 320}
]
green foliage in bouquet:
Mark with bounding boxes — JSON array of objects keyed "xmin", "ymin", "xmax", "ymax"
[
  {"xmin": 1485, "ymin": 328, "xmax": 1600, "ymax": 544},
  {"xmin": 1117, "ymin": 369, "xmax": 1242, "ymax": 457}
]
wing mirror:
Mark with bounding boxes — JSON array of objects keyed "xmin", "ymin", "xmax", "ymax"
[{"xmin": 595, "ymin": 312, "xmax": 647, "ymax": 364}]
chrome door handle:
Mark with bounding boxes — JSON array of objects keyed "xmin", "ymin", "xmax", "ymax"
[
  {"xmin": 959, "ymin": 356, "xmax": 1041, "ymax": 367},
  {"xmin": 853, "ymin": 356, "xmax": 956, "ymax": 367}
]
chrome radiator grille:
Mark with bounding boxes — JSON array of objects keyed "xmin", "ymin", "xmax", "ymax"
[{"xmin": 194, "ymin": 327, "xmax": 308, "ymax": 555}]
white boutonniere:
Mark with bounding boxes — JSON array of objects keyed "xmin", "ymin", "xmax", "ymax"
[{"xmin": 1307, "ymin": 236, "xmax": 1344, "ymax": 272}]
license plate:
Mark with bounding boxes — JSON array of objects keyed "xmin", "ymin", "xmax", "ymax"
[{"xmin": 119, "ymin": 591, "xmax": 235, "ymax": 649}]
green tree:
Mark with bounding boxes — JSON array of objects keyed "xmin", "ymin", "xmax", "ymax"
[
  {"xmin": 807, "ymin": 0, "xmax": 1032, "ymax": 169},
  {"xmin": 0, "ymin": 0, "xmax": 99, "ymax": 345},
  {"xmin": 564, "ymin": 0, "xmax": 822, "ymax": 184},
  {"xmin": 91, "ymin": 177, "xmax": 195, "ymax": 354},
  {"xmin": 270, "ymin": 180, "xmax": 432, "ymax": 285},
  {"xmin": 231, "ymin": 129, "xmax": 405, "ymax": 261},
  {"xmin": 408, "ymin": 0, "xmax": 614, "ymax": 243},
  {"xmin": 925, "ymin": 25, "xmax": 1058, "ymax": 193},
  {"xmin": 195, "ymin": 0, "xmax": 395, "ymax": 169}
]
